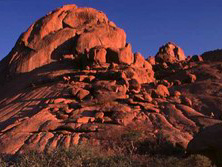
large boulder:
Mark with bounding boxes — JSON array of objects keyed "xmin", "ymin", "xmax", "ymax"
[
  {"xmin": 9, "ymin": 28, "xmax": 77, "ymax": 73},
  {"xmin": 123, "ymin": 66, "xmax": 155, "ymax": 84},
  {"xmin": 89, "ymin": 46, "xmax": 107, "ymax": 65},
  {"xmin": 106, "ymin": 44, "xmax": 134, "ymax": 65},
  {"xmin": 155, "ymin": 42, "xmax": 186, "ymax": 63},
  {"xmin": 22, "ymin": 5, "xmax": 78, "ymax": 48},
  {"xmin": 2, "ymin": 5, "xmax": 126, "ymax": 75},
  {"xmin": 76, "ymin": 24, "xmax": 126, "ymax": 54},
  {"xmin": 117, "ymin": 43, "xmax": 134, "ymax": 65},
  {"xmin": 62, "ymin": 7, "xmax": 108, "ymax": 29},
  {"xmin": 133, "ymin": 52, "xmax": 153, "ymax": 69}
]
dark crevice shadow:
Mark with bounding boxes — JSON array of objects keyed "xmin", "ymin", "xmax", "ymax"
[
  {"xmin": 51, "ymin": 35, "xmax": 79, "ymax": 61},
  {"xmin": 187, "ymin": 123, "xmax": 222, "ymax": 166},
  {"xmin": 27, "ymin": 17, "xmax": 44, "ymax": 44},
  {"xmin": 0, "ymin": 33, "xmax": 80, "ymax": 99},
  {"xmin": 187, "ymin": 123, "xmax": 222, "ymax": 153}
]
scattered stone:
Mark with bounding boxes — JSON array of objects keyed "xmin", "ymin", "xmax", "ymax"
[
  {"xmin": 190, "ymin": 55, "xmax": 203, "ymax": 62},
  {"xmin": 70, "ymin": 87, "xmax": 80, "ymax": 97},
  {"xmin": 87, "ymin": 76, "xmax": 96, "ymax": 82},
  {"xmin": 134, "ymin": 105, "xmax": 141, "ymax": 110},
  {"xmin": 134, "ymin": 94, "xmax": 145, "ymax": 102},
  {"xmin": 57, "ymin": 113, "xmax": 69, "ymax": 120},
  {"xmin": 159, "ymin": 80, "xmax": 171, "ymax": 87},
  {"xmin": 76, "ymin": 89, "xmax": 90, "ymax": 101},
  {"xmin": 143, "ymin": 93, "xmax": 153, "ymax": 103},
  {"xmin": 112, "ymin": 111, "xmax": 137, "ymax": 126},
  {"xmin": 95, "ymin": 112, "xmax": 104, "ymax": 120},
  {"xmin": 123, "ymin": 66, "xmax": 154, "ymax": 84},
  {"xmin": 64, "ymin": 108, "xmax": 73, "ymax": 114},
  {"xmin": 146, "ymin": 107, "xmax": 160, "ymax": 113},
  {"xmin": 129, "ymin": 78, "xmax": 141, "ymax": 93},
  {"xmin": 63, "ymin": 76, "xmax": 71, "ymax": 83},
  {"xmin": 108, "ymin": 62, "xmax": 118, "ymax": 69},
  {"xmin": 54, "ymin": 98, "xmax": 66, "ymax": 104},
  {"xmin": 180, "ymin": 96, "xmax": 192, "ymax": 107},
  {"xmin": 77, "ymin": 117, "xmax": 95, "ymax": 124},
  {"xmin": 168, "ymin": 96, "xmax": 182, "ymax": 104},
  {"xmin": 173, "ymin": 91, "xmax": 181, "ymax": 97},
  {"xmin": 155, "ymin": 84, "xmax": 170, "ymax": 97},
  {"xmin": 108, "ymin": 21, "xmax": 116, "ymax": 27},
  {"xmin": 103, "ymin": 117, "xmax": 113, "ymax": 123},
  {"xmin": 161, "ymin": 62, "xmax": 168, "ymax": 69},
  {"xmin": 186, "ymin": 73, "xmax": 197, "ymax": 83},
  {"xmin": 62, "ymin": 54, "xmax": 75, "ymax": 60},
  {"xmin": 72, "ymin": 134, "xmax": 80, "ymax": 145},
  {"xmin": 173, "ymin": 80, "xmax": 182, "ymax": 86},
  {"xmin": 84, "ymin": 66, "xmax": 90, "ymax": 70}
]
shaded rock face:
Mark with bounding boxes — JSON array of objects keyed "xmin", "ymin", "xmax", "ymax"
[
  {"xmin": 201, "ymin": 49, "xmax": 222, "ymax": 62},
  {"xmin": 187, "ymin": 123, "xmax": 222, "ymax": 153},
  {"xmin": 2, "ymin": 5, "xmax": 126, "ymax": 74},
  {"xmin": 155, "ymin": 42, "xmax": 186, "ymax": 63}
]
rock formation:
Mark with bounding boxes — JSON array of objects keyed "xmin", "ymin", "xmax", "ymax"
[
  {"xmin": 155, "ymin": 42, "xmax": 186, "ymax": 63},
  {"xmin": 0, "ymin": 4, "xmax": 221, "ymax": 159},
  {"xmin": 0, "ymin": 5, "xmax": 126, "ymax": 75}
]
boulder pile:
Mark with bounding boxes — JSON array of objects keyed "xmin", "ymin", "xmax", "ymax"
[{"xmin": 0, "ymin": 4, "xmax": 222, "ymax": 158}]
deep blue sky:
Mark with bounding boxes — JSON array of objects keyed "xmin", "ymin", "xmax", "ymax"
[{"xmin": 0, "ymin": 0, "xmax": 222, "ymax": 60}]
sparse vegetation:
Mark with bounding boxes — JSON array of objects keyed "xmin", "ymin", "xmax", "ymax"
[
  {"xmin": 1, "ymin": 128, "xmax": 215, "ymax": 167},
  {"xmin": 0, "ymin": 144, "xmax": 214, "ymax": 167}
]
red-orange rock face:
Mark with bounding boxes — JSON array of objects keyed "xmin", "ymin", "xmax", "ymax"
[
  {"xmin": 155, "ymin": 42, "xmax": 186, "ymax": 63},
  {"xmin": 0, "ymin": 4, "xmax": 222, "ymax": 158},
  {"xmin": 76, "ymin": 24, "xmax": 126, "ymax": 54},
  {"xmin": 3, "ymin": 5, "xmax": 126, "ymax": 74}
]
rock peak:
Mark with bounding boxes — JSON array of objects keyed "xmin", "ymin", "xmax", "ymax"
[
  {"xmin": 155, "ymin": 42, "xmax": 186, "ymax": 63},
  {"xmin": 2, "ymin": 4, "xmax": 127, "ymax": 75}
]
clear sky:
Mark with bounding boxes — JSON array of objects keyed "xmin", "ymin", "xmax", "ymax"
[{"xmin": 0, "ymin": 0, "xmax": 222, "ymax": 60}]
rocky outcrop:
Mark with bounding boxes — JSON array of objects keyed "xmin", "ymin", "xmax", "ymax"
[
  {"xmin": 155, "ymin": 42, "xmax": 186, "ymax": 63},
  {"xmin": 2, "ymin": 5, "xmax": 126, "ymax": 75},
  {"xmin": 0, "ymin": 4, "xmax": 222, "ymax": 159}
]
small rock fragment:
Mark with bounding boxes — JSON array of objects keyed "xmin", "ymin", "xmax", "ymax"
[
  {"xmin": 155, "ymin": 84, "xmax": 170, "ymax": 97},
  {"xmin": 76, "ymin": 89, "xmax": 90, "ymax": 101}
]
